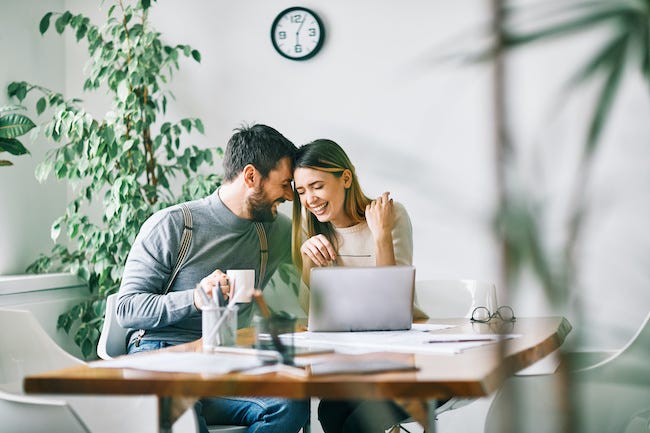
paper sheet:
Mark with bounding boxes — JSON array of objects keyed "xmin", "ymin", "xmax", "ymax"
[
  {"xmin": 90, "ymin": 352, "xmax": 265, "ymax": 374},
  {"xmin": 290, "ymin": 327, "xmax": 520, "ymax": 355}
]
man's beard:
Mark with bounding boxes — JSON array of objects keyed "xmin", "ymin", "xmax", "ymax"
[{"xmin": 248, "ymin": 185, "xmax": 282, "ymax": 222}]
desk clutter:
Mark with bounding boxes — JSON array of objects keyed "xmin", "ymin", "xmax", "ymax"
[{"xmin": 90, "ymin": 324, "xmax": 520, "ymax": 377}]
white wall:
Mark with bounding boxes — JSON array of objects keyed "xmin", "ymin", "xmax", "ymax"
[
  {"xmin": 2, "ymin": 0, "xmax": 648, "ymax": 352},
  {"xmin": 0, "ymin": 0, "xmax": 68, "ymax": 275}
]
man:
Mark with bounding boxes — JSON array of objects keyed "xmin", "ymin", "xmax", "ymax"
[{"xmin": 117, "ymin": 124, "xmax": 308, "ymax": 433}]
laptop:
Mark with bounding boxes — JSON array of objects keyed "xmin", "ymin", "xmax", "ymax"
[{"xmin": 307, "ymin": 265, "xmax": 415, "ymax": 332}]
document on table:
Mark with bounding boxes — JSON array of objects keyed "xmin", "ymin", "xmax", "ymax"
[
  {"xmin": 290, "ymin": 327, "xmax": 521, "ymax": 355},
  {"xmin": 90, "ymin": 351, "xmax": 266, "ymax": 374}
]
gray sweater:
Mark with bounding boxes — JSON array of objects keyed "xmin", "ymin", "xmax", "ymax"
[{"xmin": 117, "ymin": 189, "xmax": 292, "ymax": 345}]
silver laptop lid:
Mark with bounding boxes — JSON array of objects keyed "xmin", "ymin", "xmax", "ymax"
[{"xmin": 308, "ymin": 265, "xmax": 415, "ymax": 332}]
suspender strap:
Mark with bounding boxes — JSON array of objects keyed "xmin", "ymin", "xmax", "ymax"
[
  {"xmin": 164, "ymin": 203, "xmax": 193, "ymax": 294},
  {"xmin": 254, "ymin": 222, "xmax": 268, "ymax": 289},
  {"xmin": 135, "ymin": 204, "xmax": 193, "ymax": 346}
]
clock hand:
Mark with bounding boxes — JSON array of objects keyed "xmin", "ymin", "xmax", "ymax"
[{"xmin": 295, "ymin": 13, "xmax": 306, "ymax": 44}]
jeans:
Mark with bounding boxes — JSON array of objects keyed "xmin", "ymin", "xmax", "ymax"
[{"xmin": 129, "ymin": 340, "xmax": 309, "ymax": 433}]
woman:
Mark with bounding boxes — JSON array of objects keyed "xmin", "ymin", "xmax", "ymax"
[
  {"xmin": 291, "ymin": 138, "xmax": 420, "ymax": 433},
  {"xmin": 291, "ymin": 138, "xmax": 413, "ymax": 289}
]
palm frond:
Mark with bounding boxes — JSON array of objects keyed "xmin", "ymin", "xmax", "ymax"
[
  {"xmin": 503, "ymin": 5, "xmax": 634, "ymax": 48},
  {"xmin": 586, "ymin": 35, "xmax": 627, "ymax": 155},
  {"xmin": 565, "ymin": 26, "xmax": 631, "ymax": 88}
]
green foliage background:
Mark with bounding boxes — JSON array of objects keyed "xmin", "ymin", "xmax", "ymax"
[{"xmin": 10, "ymin": 0, "xmax": 222, "ymax": 357}]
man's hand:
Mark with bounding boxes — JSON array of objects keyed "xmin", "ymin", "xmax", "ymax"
[{"xmin": 193, "ymin": 269, "xmax": 230, "ymax": 309}]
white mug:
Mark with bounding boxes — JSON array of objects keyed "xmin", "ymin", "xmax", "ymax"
[{"xmin": 226, "ymin": 269, "xmax": 255, "ymax": 303}]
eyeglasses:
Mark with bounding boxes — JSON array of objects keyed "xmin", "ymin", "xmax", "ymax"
[{"xmin": 470, "ymin": 305, "xmax": 516, "ymax": 323}]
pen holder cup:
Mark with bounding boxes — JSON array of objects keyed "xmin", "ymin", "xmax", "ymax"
[
  {"xmin": 252, "ymin": 314, "xmax": 296, "ymax": 365},
  {"xmin": 202, "ymin": 305, "xmax": 238, "ymax": 351}
]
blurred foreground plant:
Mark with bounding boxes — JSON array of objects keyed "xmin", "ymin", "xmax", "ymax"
[{"xmin": 495, "ymin": 0, "xmax": 650, "ymax": 301}]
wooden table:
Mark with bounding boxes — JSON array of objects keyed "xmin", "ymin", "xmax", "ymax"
[{"xmin": 24, "ymin": 317, "xmax": 571, "ymax": 432}]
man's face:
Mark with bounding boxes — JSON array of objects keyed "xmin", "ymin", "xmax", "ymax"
[{"xmin": 247, "ymin": 157, "xmax": 294, "ymax": 222}]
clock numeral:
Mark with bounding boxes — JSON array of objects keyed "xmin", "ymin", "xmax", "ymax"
[
  {"xmin": 279, "ymin": 31, "xmax": 286, "ymax": 39},
  {"xmin": 291, "ymin": 14, "xmax": 303, "ymax": 23},
  {"xmin": 308, "ymin": 28, "xmax": 316, "ymax": 37},
  {"xmin": 294, "ymin": 44, "xmax": 302, "ymax": 53}
]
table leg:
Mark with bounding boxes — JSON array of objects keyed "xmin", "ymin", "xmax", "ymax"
[
  {"xmin": 427, "ymin": 399, "xmax": 438, "ymax": 433},
  {"xmin": 159, "ymin": 396, "xmax": 173, "ymax": 433}
]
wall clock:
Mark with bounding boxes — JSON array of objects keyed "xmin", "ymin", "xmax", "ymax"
[{"xmin": 271, "ymin": 7, "xmax": 325, "ymax": 61}]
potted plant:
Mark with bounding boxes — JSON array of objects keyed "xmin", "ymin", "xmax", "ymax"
[{"xmin": 11, "ymin": 0, "xmax": 221, "ymax": 357}]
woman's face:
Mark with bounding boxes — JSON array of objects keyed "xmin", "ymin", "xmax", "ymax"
[{"xmin": 294, "ymin": 167, "xmax": 353, "ymax": 228}]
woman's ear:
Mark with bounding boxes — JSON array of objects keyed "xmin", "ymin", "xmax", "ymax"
[
  {"xmin": 243, "ymin": 164, "xmax": 257, "ymax": 187},
  {"xmin": 342, "ymin": 169, "xmax": 353, "ymax": 188}
]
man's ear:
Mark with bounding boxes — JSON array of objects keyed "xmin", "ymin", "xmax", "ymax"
[
  {"xmin": 242, "ymin": 164, "xmax": 258, "ymax": 187},
  {"xmin": 342, "ymin": 169, "xmax": 353, "ymax": 188}
]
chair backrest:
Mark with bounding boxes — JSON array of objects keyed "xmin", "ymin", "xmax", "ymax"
[
  {"xmin": 97, "ymin": 293, "xmax": 129, "ymax": 360},
  {"xmin": 0, "ymin": 308, "xmax": 221, "ymax": 433},
  {"xmin": 0, "ymin": 308, "xmax": 83, "ymax": 386},
  {"xmin": 0, "ymin": 389, "xmax": 91, "ymax": 433},
  {"xmin": 486, "ymin": 313, "xmax": 650, "ymax": 433},
  {"xmin": 414, "ymin": 279, "xmax": 497, "ymax": 319},
  {"xmin": 577, "ymin": 311, "xmax": 650, "ymax": 381}
]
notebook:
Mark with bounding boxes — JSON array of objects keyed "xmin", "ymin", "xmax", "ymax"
[{"xmin": 307, "ymin": 265, "xmax": 415, "ymax": 332}]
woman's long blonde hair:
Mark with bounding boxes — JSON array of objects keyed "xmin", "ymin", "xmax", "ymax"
[{"xmin": 291, "ymin": 139, "xmax": 371, "ymax": 269}]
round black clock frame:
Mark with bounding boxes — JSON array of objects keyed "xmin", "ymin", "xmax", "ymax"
[{"xmin": 270, "ymin": 6, "xmax": 325, "ymax": 61}]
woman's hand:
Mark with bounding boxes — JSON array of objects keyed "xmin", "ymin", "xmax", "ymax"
[
  {"xmin": 366, "ymin": 191, "xmax": 395, "ymax": 241},
  {"xmin": 193, "ymin": 269, "xmax": 230, "ymax": 309},
  {"xmin": 301, "ymin": 234, "xmax": 337, "ymax": 267}
]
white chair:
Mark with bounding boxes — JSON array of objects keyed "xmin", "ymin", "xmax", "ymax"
[
  {"xmin": 97, "ymin": 293, "xmax": 130, "ymax": 360},
  {"xmin": 0, "ymin": 388, "xmax": 91, "ymax": 433},
  {"xmin": 485, "ymin": 312, "xmax": 650, "ymax": 433},
  {"xmin": 0, "ymin": 307, "xmax": 169, "ymax": 433},
  {"xmin": 414, "ymin": 279, "xmax": 498, "ymax": 319},
  {"xmin": 99, "ymin": 294, "xmax": 248, "ymax": 433}
]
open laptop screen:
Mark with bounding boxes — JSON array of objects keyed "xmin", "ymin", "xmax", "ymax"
[{"xmin": 307, "ymin": 265, "xmax": 415, "ymax": 332}]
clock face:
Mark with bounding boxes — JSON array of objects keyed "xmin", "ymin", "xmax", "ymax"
[{"xmin": 271, "ymin": 7, "xmax": 325, "ymax": 61}]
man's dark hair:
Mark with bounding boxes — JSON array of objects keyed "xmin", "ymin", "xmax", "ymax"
[{"xmin": 223, "ymin": 124, "xmax": 297, "ymax": 182}]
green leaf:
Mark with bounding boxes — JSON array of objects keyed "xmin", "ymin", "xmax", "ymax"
[
  {"xmin": 55, "ymin": 11, "xmax": 72, "ymax": 34},
  {"xmin": 36, "ymin": 97, "xmax": 47, "ymax": 115},
  {"xmin": 39, "ymin": 12, "xmax": 53, "ymax": 34},
  {"xmin": 0, "ymin": 138, "xmax": 29, "ymax": 156},
  {"xmin": 191, "ymin": 49, "xmax": 201, "ymax": 63},
  {"xmin": 566, "ymin": 27, "xmax": 630, "ymax": 89},
  {"xmin": 0, "ymin": 159, "xmax": 12, "ymax": 166},
  {"xmin": 0, "ymin": 113, "xmax": 36, "ymax": 139},
  {"xmin": 8, "ymin": 82, "xmax": 28, "ymax": 102},
  {"xmin": 503, "ymin": 6, "xmax": 630, "ymax": 49},
  {"xmin": 76, "ymin": 23, "xmax": 88, "ymax": 41},
  {"xmin": 81, "ymin": 337, "xmax": 94, "ymax": 358},
  {"xmin": 35, "ymin": 158, "xmax": 54, "ymax": 182},
  {"xmin": 57, "ymin": 313, "xmax": 72, "ymax": 333},
  {"xmin": 194, "ymin": 119, "xmax": 205, "ymax": 134},
  {"xmin": 585, "ymin": 35, "xmax": 626, "ymax": 156},
  {"xmin": 51, "ymin": 218, "xmax": 63, "ymax": 241},
  {"xmin": 7, "ymin": 82, "xmax": 20, "ymax": 97}
]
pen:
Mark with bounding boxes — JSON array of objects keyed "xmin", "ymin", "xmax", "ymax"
[{"xmin": 424, "ymin": 338, "xmax": 497, "ymax": 344}]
